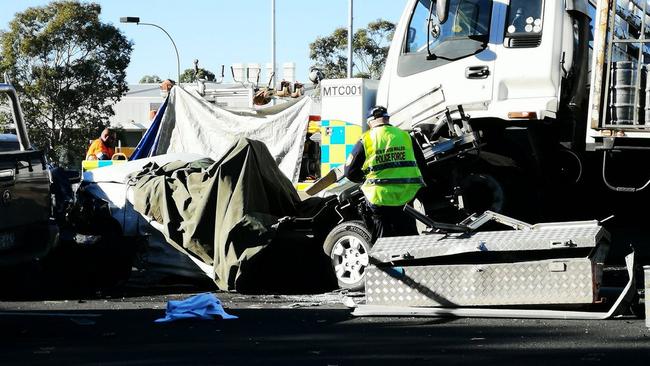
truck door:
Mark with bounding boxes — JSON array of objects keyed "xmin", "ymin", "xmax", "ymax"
[{"xmin": 387, "ymin": 0, "xmax": 497, "ymax": 116}]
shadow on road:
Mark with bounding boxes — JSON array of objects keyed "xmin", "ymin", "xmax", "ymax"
[{"xmin": 1, "ymin": 306, "xmax": 649, "ymax": 365}]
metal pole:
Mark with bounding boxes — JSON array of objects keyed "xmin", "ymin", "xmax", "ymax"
[
  {"xmin": 138, "ymin": 22, "xmax": 181, "ymax": 84},
  {"xmin": 347, "ymin": 0, "xmax": 353, "ymax": 78},
  {"xmin": 272, "ymin": 0, "xmax": 276, "ymax": 88}
]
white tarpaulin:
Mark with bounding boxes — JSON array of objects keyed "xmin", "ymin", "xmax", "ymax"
[{"xmin": 153, "ymin": 86, "xmax": 312, "ymax": 182}]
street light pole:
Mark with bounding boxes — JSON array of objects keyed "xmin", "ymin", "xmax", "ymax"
[
  {"xmin": 271, "ymin": 0, "xmax": 276, "ymax": 89},
  {"xmin": 120, "ymin": 17, "xmax": 181, "ymax": 84},
  {"xmin": 347, "ymin": 0, "xmax": 353, "ymax": 78}
]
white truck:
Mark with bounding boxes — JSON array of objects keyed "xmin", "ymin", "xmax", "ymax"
[{"xmin": 348, "ymin": 0, "xmax": 650, "ymax": 219}]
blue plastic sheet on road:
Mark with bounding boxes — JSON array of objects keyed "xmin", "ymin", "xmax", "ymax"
[{"xmin": 155, "ymin": 292, "xmax": 238, "ymax": 323}]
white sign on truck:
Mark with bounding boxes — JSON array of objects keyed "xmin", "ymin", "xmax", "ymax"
[{"xmin": 320, "ymin": 78, "xmax": 378, "ymax": 128}]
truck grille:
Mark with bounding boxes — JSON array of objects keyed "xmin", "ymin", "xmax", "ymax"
[{"xmin": 505, "ymin": 35, "xmax": 542, "ymax": 48}]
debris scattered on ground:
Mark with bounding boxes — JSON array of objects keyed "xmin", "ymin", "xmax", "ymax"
[
  {"xmin": 342, "ymin": 297, "xmax": 357, "ymax": 308},
  {"xmin": 286, "ymin": 302, "xmax": 322, "ymax": 308}
]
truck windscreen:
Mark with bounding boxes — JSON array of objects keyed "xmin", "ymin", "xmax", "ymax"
[{"xmin": 405, "ymin": 0, "xmax": 492, "ymax": 55}]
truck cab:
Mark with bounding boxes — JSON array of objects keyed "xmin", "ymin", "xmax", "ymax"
[
  {"xmin": 381, "ymin": 1, "xmax": 650, "ymax": 190},
  {"xmin": 366, "ymin": 0, "xmax": 602, "ymax": 218},
  {"xmin": 379, "ymin": 0, "xmax": 591, "ymax": 128},
  {"xmin": 372, "ymin": 1, "xmax": 650, "ymax": 204}
]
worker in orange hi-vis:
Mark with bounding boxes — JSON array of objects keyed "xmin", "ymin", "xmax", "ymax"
[{"xmin": 85, "ymin": 128, "xmax": 117, "ymax": 160}]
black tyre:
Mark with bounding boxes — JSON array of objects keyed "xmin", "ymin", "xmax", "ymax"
[
  {"xmin": 323, "ymin": 221, "xmax": 372, "ymax": 291},
  {"xmin": 458, "ymin": 172, "xmax": 505, "ymax": 214},
  {"xmin": 458, "ymin": 165, "xmax": 538, "ymax": 221}
]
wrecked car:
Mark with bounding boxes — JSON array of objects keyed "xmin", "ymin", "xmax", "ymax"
[
  {"xmin": 73, "ymin": 139, "xmax": 351, "ymax": 293},
  {"xmin": 70, "ymin": 97, "xmax": 483, "ymax": 293}
]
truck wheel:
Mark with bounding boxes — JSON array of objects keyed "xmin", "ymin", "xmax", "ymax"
[
  {"xmin": 458, "ymin": 173, "xmax": 505, "ymax": 214},
  {"xmin": 323, "ymin": 221, "xmax": 372, "ymax": 291}
]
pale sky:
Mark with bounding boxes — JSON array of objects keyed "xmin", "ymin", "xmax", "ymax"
[{"xmin": 0, "ymin": 0, "xmax": 408, "ymax": 84}]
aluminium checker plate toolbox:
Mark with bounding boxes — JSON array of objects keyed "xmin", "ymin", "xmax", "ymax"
[{"xmin": 365, "ymin": 221, "xmax": 610, "ymax": 307}]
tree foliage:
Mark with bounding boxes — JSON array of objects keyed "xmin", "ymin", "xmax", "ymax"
[
  {"xmin": 139, "ymin": 75, "xmax": 162, "ymax": 84},
  {"xmin": 180, "ymin": 67, "xmax": 216, "ymax": 83},
  {"xmin": 0, "ymin": 95, "xmax": 10, "ymax": 131},
  {"xmin": 309, "ymin": 19, "xmax": 395, "ymax": 79},
  {"xmin": 0, "ymin": 1, "xmax": 132, "ymax": 166}
]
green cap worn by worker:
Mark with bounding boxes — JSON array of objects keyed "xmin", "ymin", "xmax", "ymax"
[{"xmin": 343, "ymin": 106, "xmax": 426, "ymax": 241}]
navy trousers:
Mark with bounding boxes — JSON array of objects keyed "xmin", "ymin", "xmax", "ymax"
[{"xmin": 366, "ymin": 202, "xmax": 418, "ymax": 243}]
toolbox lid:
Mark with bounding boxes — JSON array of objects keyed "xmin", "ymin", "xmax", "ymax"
[{"xmin": 371, "ymin": 220, "xmax": 607, "ymax": 263}]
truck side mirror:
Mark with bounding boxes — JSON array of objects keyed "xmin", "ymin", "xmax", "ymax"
[{"xmin": 437, "ymin": 0, "xmax": 449, "ymax": 24}]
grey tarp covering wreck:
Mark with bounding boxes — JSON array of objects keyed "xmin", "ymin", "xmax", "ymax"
[
  {"xmin": 128, "ymin": 138, "xmax": 333, "ymax": 292},
  {"xmin": 143, "ymin": 86, "xmax": 313, "ymax": 183}
]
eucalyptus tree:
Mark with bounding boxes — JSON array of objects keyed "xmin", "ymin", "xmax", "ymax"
[
  {"xmin": 309, "ymin": 19, "xmax": 395, "ymax": 79},
  {"xmin": 0, "ymin": 1, "xmax": 132, "ymax": 165}
]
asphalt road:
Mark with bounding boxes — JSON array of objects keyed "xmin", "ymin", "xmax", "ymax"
[{"xmin": 2, "ymin": 281, "xmax": 650, "ymax": 366}]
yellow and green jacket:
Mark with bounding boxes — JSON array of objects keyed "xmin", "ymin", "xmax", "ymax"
[{"xmin": 344, "ymin": 124, "xmax": 425, "ymax": 206}]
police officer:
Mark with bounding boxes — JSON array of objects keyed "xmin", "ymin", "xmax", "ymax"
[{"xmin": 344, "ymin": 106, "xmax": 427, "ymax": 241}]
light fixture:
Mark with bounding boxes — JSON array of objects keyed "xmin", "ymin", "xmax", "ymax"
[{"xmin": 120, "ymin": 17, "xmax": 181, "ymax": 84}]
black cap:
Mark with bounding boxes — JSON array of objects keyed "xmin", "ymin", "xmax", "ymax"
[{"xmin": 368, "ymin": 106, "xmax": 389, "ymax": 119}]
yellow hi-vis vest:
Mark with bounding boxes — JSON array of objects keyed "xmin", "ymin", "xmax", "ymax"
[{"xmin": 360, "ymin": 125, "xmax": 424, "ymax": 206}]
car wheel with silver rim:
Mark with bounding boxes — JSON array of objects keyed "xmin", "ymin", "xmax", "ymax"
[{"xmin": 322, "ymin": 221, "xmax": 372, "ymax": 290}]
